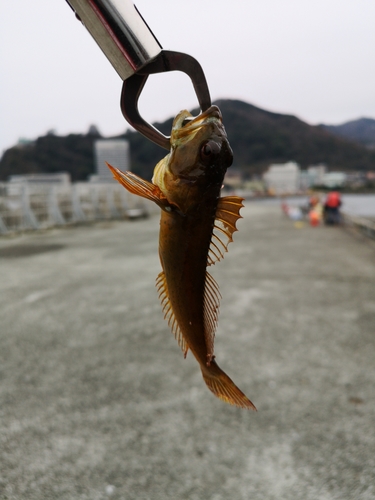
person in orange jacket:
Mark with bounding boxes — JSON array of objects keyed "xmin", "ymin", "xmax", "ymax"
[{"xmin": 323, "ymin": 191, "xmax": 342, "ymax": 225}]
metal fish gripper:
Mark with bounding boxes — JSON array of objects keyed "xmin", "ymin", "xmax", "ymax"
[{"xmin": 65, "ymin": 0, "xmax": 211, "ymax": 149}]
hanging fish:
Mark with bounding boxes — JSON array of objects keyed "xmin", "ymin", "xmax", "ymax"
[{"xmin": 107, "ymin": 105, "xmax": 256, "ymax": 410}]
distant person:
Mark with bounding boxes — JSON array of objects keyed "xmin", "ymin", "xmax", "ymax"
[
  {"xmin": 309, "ymin": 195, "xmax": 320, "ymax": 209},
  {"xmin": 323, "ymin": 191, "xmax": 342, "ymax": 225},
  {"xmin": 307, "ymin": 195, "xmax": 323, "ymax": 226}
]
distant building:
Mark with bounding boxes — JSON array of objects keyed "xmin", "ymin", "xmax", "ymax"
[
  {"xmin": 263, "ymin": 161, "xmax": 300, "ymax": 195},
  {"xmin": 7, "ymin": 173, "xmax": 71, "ymax": 196},
  {"xmin": 299, "ymin": 170, "xmax": 312, "ymax": 191},
  {"xmin": 307, "ymin": 164, "xmax": 327, "ymax": 186},
  {"xmin": 8, "ymin": 172, "xmax": 71, "ymax": 185},
  {"xmin": 94, "ymin": 139, "xmax": 130, "ymax": 182},
  {"xmin": 345, "ymin": 171, "xmax": 366, "ymax": 188},
  {"xmin": 321, "ymin": 172, "xmax": 347, "ymax": 188}
]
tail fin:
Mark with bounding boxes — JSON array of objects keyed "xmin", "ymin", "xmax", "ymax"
[{"xmin": 202, "ymin": 361, "xmax": 256, "ymax": 410}]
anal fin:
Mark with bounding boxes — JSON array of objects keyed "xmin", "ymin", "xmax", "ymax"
[
  {"xmin": 203, "ymin": 271, "xmax": 221, "ymax": 362},
  {"xmin": 156, "ymin": 272, "xmax": 189, "ymax": 357},
  {"xmin": 207, "ymin": 196, "xmax": 244, "ymax": 266}
]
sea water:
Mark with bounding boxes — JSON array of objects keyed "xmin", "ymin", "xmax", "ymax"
[
  {"xmin": 254, "ymin": 194, "xmax": 375, "ymax": 218},
  {"xmin": 340, "ymin": 194, "xmax": 375, "ymax": 217}
]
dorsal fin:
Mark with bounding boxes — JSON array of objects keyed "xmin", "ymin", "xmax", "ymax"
[
  {"xmin": 207, "ymin": 196, "xmax": 244, "ymax": 266},
  {"xmin": 203, "ymin": 271, "xmax": 222, "ymax": 363},
  {"xmin": 156, "ymin": 272, "xmax": 189, "ymax": 357}
]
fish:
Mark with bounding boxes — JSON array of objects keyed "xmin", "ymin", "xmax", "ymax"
[{"xmin": 107, "ymin": 105, "xmax": 256, "ymax": 410}]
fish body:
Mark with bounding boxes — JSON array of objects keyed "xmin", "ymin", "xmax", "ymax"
[{"xmin": 108, "ymin": 105, "xmax": 255, "ymax": 410}]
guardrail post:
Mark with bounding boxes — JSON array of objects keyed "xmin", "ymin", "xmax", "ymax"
[
  {"xmin": 107, "ymin": 185, "xmax": 120, "ymax": 218},
  {"xmin": 120, "ymin": 188, "xmax": 129, "ymax": 212},
  {"xmin": 21, "ymin": 184, "xmax": 39, "ymax": 230},
  {"xmin": 48, "ymin": 186, "xmax": 65, "ymax": 225},
  {"xmin": 72, "ymin": 185, "xmax": 86, "ymax": 222},
  {"xmin": 90, "ymin": 185, "xmax": 101, "ymax": 219}
]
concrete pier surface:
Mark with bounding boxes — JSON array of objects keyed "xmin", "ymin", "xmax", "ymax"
[{"xmin": 0, "ymin": 204, "xmax": 374, "ymax": 500}]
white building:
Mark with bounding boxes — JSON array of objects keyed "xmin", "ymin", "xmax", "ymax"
[
  {"xmin": 263, "ymin": 161, "xmax": 301, "ymax": 195},
  {"xmin": 94, "ymin": 139, "xmax": 130, "ymax": 182},
  {"xmin": 307, "ymin": 164, "xmax": 327, "ymax": 186},
  {"xmin": 8, "ymin": 172, "xmax": 71, "ymax": 185},
  {"xmin": 321, "ymin": 172, "xmax": 347, "ymax": 188}
]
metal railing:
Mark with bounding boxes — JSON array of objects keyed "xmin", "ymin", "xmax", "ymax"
[{"xmin": 0, "ymin": 182, "xmax": 158, "ymax": 234}]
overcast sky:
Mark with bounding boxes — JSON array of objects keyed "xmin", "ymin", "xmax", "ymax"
[{"xmin": 1, "ymin": 0, "xmax": 375, "ymax": 155}]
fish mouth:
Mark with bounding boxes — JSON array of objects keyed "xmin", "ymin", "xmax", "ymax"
[{"xmin": 172, "ymin": 105, "xmax": 223, "ymax": 142}]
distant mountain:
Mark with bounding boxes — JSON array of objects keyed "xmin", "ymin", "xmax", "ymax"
[
  {"xmin": 0, "ymin": 128, "xmax": 101, "ymax": 182},
  {"xmin": 320, "ymin": 117, "xmax": 375, "ymax": 149},
  {"xmin": 124, "ymin": 100, "xmax": 375, "ymax": 178},
  {"xmin": 1, "ymin": 99, "xmax": 375, "ymax": 182},
  {"xmin": 212, "ymin": 100, "xmax": 375, "ymax": 175}
]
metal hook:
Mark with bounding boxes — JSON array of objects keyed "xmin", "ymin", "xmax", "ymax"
[{"xmin": 120, "ymin": 50, "xmax": 212, "ymax": 150}]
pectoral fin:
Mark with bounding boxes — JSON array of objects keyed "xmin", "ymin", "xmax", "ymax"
[
  {"xmin": 208, "ymin": 196, "xmax": 244, "ymax": 266},
  {"xmin": 107, "ymin": 163, "xmax": 169, "ymax": 209}
]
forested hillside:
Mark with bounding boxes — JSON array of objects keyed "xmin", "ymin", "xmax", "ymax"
[{"xmin": 1, "ymin": 99, "xmax": 374, "ymax": 182}]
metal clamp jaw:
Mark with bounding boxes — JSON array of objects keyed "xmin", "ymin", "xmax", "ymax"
[
  {"xmin": 66, "ymin": 0, "xmax": 211, "ymax": 150},
  {"xmin": 121, "ymin": 50, "xmax": 211, "ymax": 150}
]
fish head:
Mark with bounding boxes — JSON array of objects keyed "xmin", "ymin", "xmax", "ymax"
[{"xmin": 152, "ymin": 105, "xmax": 233, "ymax": 212}]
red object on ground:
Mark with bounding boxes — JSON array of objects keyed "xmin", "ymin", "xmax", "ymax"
[{"xmin": 309, "ymin": 210, "xmax": 320, "ymax": 226}]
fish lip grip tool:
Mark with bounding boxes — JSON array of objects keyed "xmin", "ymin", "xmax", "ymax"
[
  {"xmin": 120, "ymin": 51, "xmax": 211, "ymax": 150},
  {"xmin": 66, "ymin": 0, "xmax": 211, "ymax": 149}
]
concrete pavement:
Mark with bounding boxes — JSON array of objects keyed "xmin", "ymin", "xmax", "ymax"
[{"xmin": 0, "ymin": 204, "xmax": 374, "ymax": 500}]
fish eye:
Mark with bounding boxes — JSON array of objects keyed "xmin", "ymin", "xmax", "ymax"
[{"xmin": 200, "ymin": 141, "xmax": 221, "ymax": 161}]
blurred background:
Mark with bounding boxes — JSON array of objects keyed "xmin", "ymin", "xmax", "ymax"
[
  {"xmin": 1, "ymin": 0, "xmax": 375, "ymax": 150},
  {"xmin": 1, "ymin": 1, "xmax": 375, "ymax": 499},
  {"xmin": 1, "ymin": 0, "xmax": 375, "ymax": 218}
]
